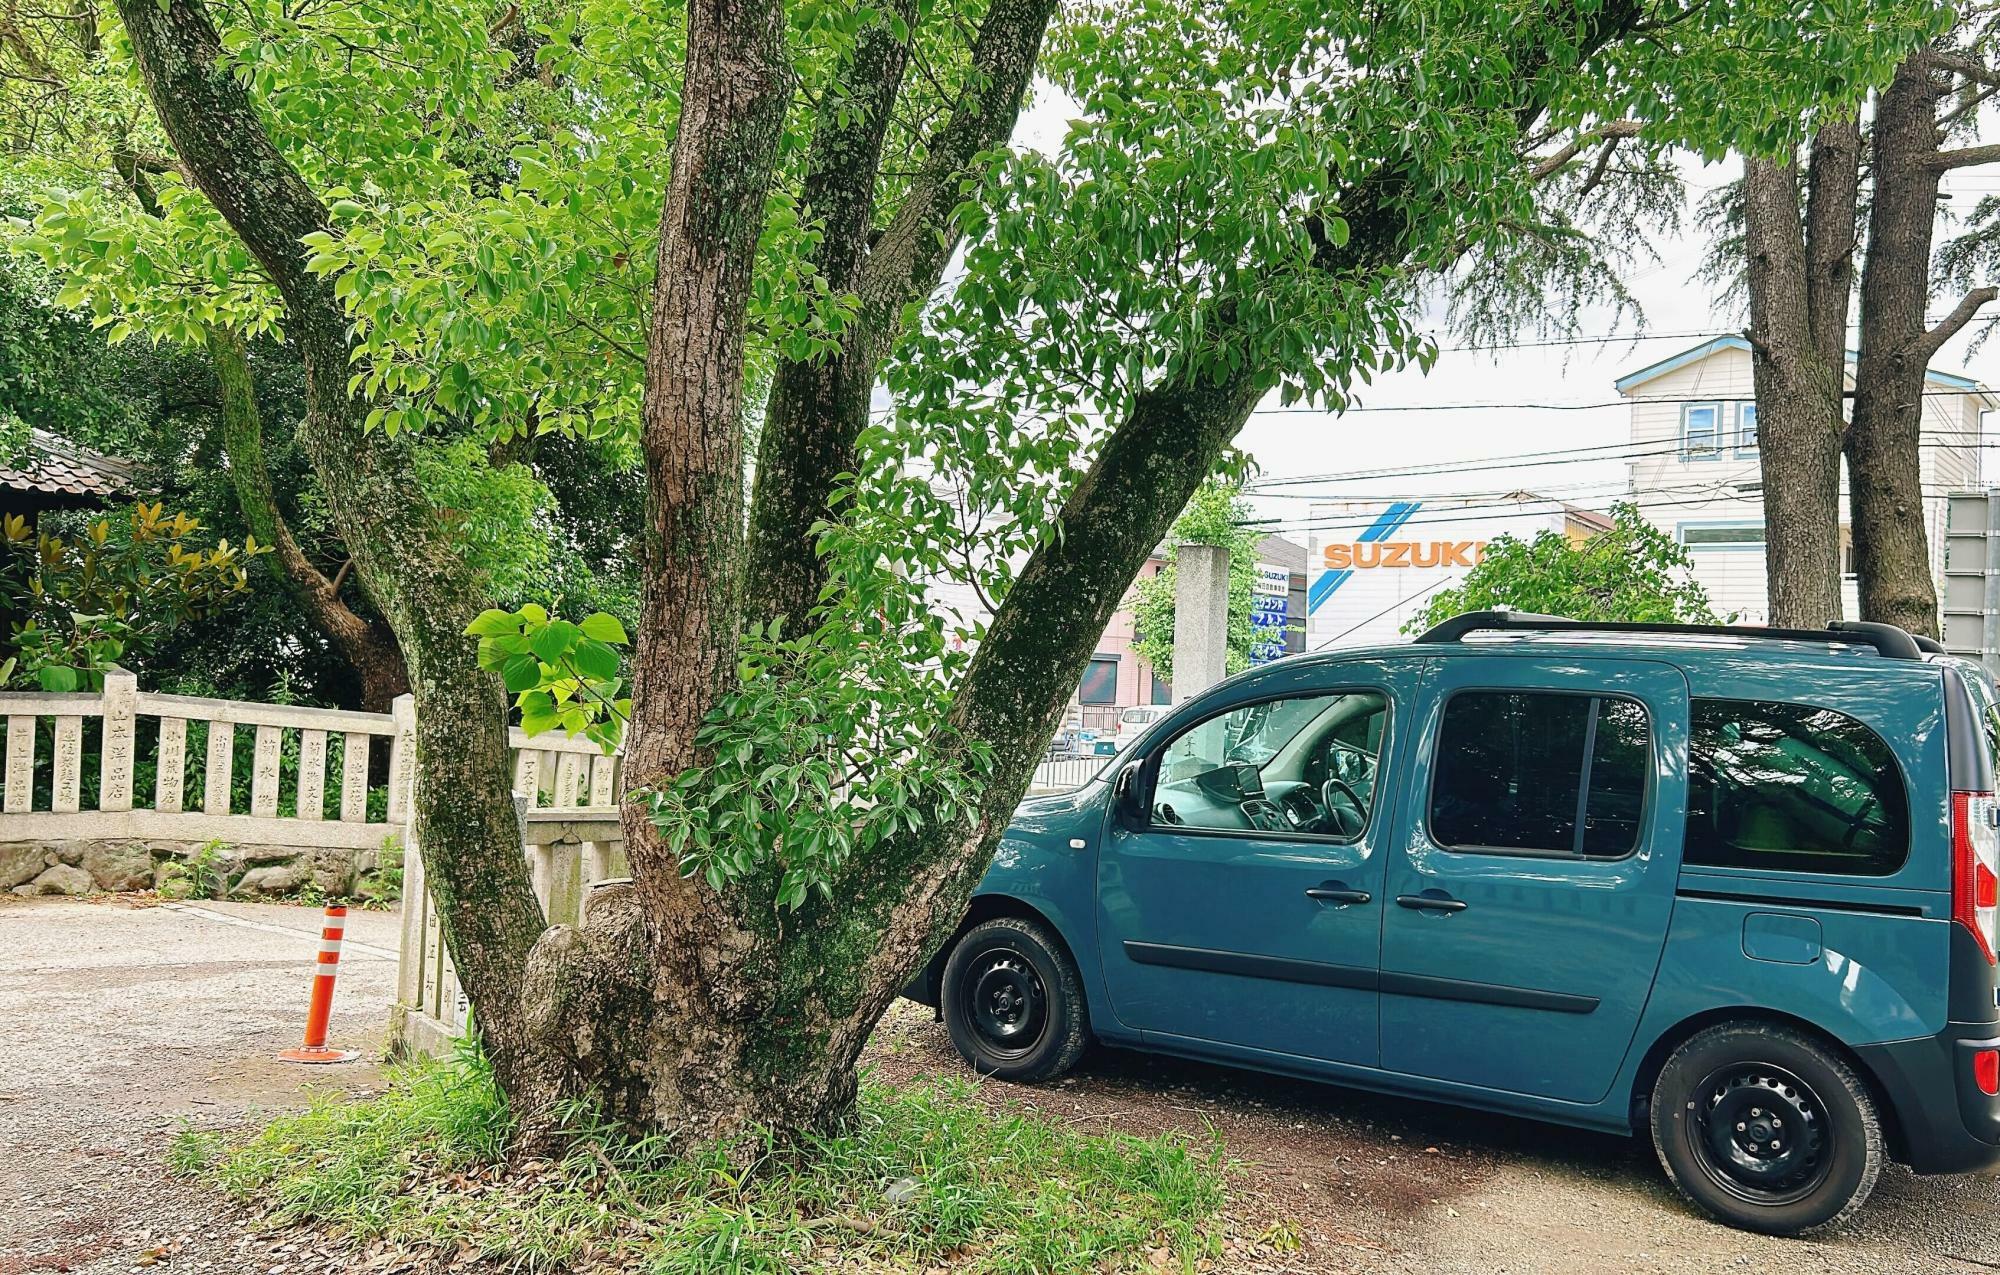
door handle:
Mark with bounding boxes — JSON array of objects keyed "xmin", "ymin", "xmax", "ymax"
[
  {"xmin": 1396, "ymin": 893, "xmax": 1468, "ymax": 913},
  {"xmin": 1305, "ymin": 887, "xmax": 1371, "ymax": 905}
]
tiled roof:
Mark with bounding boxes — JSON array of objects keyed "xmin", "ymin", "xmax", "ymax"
[{"xmin": 0, "ymin": 430, "xmax": 140, "ymax": 503}]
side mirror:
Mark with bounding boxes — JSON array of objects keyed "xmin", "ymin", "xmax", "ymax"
[{"xmin": 1113, "ymin": 762, "xmax": 1146, "ymax": 825}]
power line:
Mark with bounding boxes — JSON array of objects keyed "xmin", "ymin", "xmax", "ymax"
[
  {"xmin": 1312, "ymin": 577, "xmax": 1452, "ymax": 650},
  {"xmin": 1247, "ymin": 433, "xmax": 1999, "ymax": 492},
  {"xmin": 1238, "ymin": 387, "xmax": 1995, "ymax": 416},
  {"xmin": 1246, "ymin": 482, "xmax": 1990, "ymax": 536}
]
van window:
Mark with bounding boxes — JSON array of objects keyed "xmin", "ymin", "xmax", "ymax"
[
  {"xmin": 1153, "ymin": 691, "xmax": 1388, "ymax": 841},
  {"xmin": 1430, "ymin": 691, "xmax": 1651, "ymax": 858},
  {"xmin": 1685, "ymin": 699, "xmax": 1909, "ymax": 876}
]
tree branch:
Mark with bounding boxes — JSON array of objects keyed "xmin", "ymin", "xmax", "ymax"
[
  {"xmin": 854, "ymin": 0, "xmax": 1058, "ymax": 315},
  {"xmin": 1938, "ymin": 84, "xmax": 1997, "ymax": 134},
  {"xmin": 741, "ymin": 0, "xmax": 1057, "ymax": 628},
  {"xmin": 1529, "ymin": 119, "xmax": 1643, "ymax": 181},
  {"xmin": 112, "ymin": 0, "xmax": 549, "ymax": 1098},
  {"xmin": 1933, "ymin": 51, "xmax": 2000, "ymax": 90},
  {"xmin": 1920, "ymin": 286, "xmax": 2000, "ymax": 358},
  {"xmin": 795, "ymin": 0, "xmax": 918, "ymax": 299},
  {"xmin": 1930, "ymin": 142, "xmax": 2000, "ymax": 171}
]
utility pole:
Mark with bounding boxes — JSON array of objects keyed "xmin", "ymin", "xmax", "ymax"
[{"xmin": 1172, "ymin": 543, "xmax": 1230, "ymax": 701}]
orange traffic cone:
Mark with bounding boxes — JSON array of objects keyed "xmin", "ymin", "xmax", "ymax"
[{"xmin": 278, "ymin": 904, "xmax": 360, "ymax": 1064}]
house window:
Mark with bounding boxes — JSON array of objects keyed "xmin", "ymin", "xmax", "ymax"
[
  {"xmin": 1678, "ymin": 522, "xmax": 1765, "ymax": 550},
  {"xmin": 1079, "ymin": 655, "xmax": 1120, "ymax": 705},
  {"xmin": 1736, "ymin": 402, "xmax": 1758, "ymax": 455},
  {"xmin": 1682, "ymin": 403, "xmax": 1722, "ymax": 459}
]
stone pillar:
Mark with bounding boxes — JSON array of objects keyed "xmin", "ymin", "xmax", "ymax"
[
  {"xmin": 1172, "ymin": 543, "xmax": 1231, "ymax": 702},
  {"xmin": 97, "ymin": 666, "xmax": 137, "ymax": 812}
]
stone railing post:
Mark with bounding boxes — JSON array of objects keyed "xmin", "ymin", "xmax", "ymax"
[
  {"xmin": 387, "ymin": 693, "xmax": 416, "ymax": 826},
  {"xmin": 97, "ymin": 666, "xmax": 138, "ymax": 812}
]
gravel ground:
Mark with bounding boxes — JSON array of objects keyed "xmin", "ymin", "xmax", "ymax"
[
  {"xmin": 6, "ymin": 893, "xmax": 2000, "ymax": 1273},
  {"xmin": 0, "ymin": 894, "xmax": 397, "ymax": 1275}
]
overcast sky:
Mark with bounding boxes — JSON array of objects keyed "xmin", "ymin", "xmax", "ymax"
[{"xmin": 1009, "ymin": 90, "xmax": 2000, "ymax": 547}]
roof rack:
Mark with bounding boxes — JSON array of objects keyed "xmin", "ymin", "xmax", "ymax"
[{"xmin": 1414, "ymin": 609, "xmax": 1925, "ymax": 662}]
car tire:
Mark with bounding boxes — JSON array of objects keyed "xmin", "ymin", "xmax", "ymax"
[
  {"xmin": 941, "ymin": 916, "xmax": 1089, "ymax": 1083},
  {"xmin": 1650, "ymin": 1021, "xmax": 1883, "ymax": 1236}
]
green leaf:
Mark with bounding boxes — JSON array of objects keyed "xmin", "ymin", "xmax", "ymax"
[
  {"xmin": 572, "ymin": 641, "xmax": 621, "ymax": 680},
  {"xmin": 36, "ymin": 665, "xmax": 79, "ymax": 693},
  {"xmin": 500, "ymin": 653, "xmax": 543, "ymax": 693},
  {"xmin": 465, "ymin": 608, "xmax": 521, "ymax": 638},
  {"xmin": 578, "ymin": 612, "xmax": 628, "ymax": 645},
  {"xmin": 528, "ymin": 619, "xmax": 580, "ymax": 663}
]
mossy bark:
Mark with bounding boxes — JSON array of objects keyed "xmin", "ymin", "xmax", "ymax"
[
  {"xmin": 206, "ymin": 327, "xmax": 410, "ymax": 710},
  {"xmin": 113, "ymin": 0, "xmax": 554, "ymax": 1107}
]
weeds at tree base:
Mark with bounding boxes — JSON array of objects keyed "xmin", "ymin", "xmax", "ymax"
[{"xmin": 169, "ymin": 1044, "xmax": 1228, "ymax": 1273}]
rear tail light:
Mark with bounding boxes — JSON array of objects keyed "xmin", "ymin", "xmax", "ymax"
[
  {"xmin": 1952, "ymin": 791, "xmax": 2000, "ymax": 965},
  {"xmin": 1977, "ymin": 1049, "xmax": 2000, "ymax": 1098}
]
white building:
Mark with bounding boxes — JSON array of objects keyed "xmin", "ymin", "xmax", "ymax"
[
  {"xmin": 1305, "ymin": 495, "xmax": 1613, "ymax": 649},
  {"xmin": 1617, "ymin": 335, "xmax": 1997, "ymax": 624}
]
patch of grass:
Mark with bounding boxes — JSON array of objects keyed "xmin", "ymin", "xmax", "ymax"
[{"xmin": 174, "ymin": 1048, "xmax": 1227, "ymax": 1273}]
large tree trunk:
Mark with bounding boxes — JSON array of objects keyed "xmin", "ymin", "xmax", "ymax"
[
  {"xmin": 205, "ymin": 328, "xmax": 410, "ymax": 711},
  {"xmin": 113, "ymin": 0, "xmax": 553, "ymax": 1106},
  {"xmin": 523, "ymin": 0, "xmax": 805, "ymax": 1143},
  {"xmin": 1847, "ymin": 49, "xmax": 1997, "ymax": 640},
  {"xmin": 1741, "ymin": 123, "xmax": 1855, "ymax": 629},
  {"xmin": 743, "ymin": 0, "xmax": 1055, "ymax": 630}
]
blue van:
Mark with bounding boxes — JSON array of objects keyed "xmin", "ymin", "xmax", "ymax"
[{"xmin": 907, "ymin": 612, "xmax": 2000, "ymax": 1235}]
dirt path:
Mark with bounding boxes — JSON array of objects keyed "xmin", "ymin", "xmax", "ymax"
[
  {"xmin": 6, "ymin": 894, "xmax": 2000, "ymax": 1274},
  {"xmin": 867, "ymin": 1001, "xmax": 2000, "ymax": 1275}
]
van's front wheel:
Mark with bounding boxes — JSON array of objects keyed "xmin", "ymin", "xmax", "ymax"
[
  {"xmin": 1650, "ymin": 1022, "xmax": 1883, "ymax": 1235},
  {"xmin": 941, "ymin": 917, "xmax": 1088, "ymax": 1083}
]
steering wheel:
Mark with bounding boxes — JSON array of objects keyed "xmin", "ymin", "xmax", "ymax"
[{"xmin": 1319, "ymin": 777, "xmax": 1367, "ymax": 838}]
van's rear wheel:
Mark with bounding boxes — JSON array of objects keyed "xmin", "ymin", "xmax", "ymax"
[
  {"xmin": 1651, "ymin": 1022, "xmax": 1882, "ymax": 1235},
  {"xmin": 941, "ymin": 917, "xmax": 1088, "ymax": 1083}
]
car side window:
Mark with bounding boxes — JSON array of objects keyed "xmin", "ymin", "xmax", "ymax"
[
  {"xmin": 1151, "ymin": 691, "xmax": 1389, "ymax": 842},
  {"xmin": 1429, "ymin": 690, "xmax": 1651, "ymax": 859},
  {"xmin": 1684, "ymin": 698, "xmax": 1909, "ymax": 876}
]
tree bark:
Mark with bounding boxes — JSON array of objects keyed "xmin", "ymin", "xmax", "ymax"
[
  {"xmin": 1741, "ymin": 127, "xmax": 1853, "ymax": 629},
  {"xmin": 112, "ymin": 0, "xmax": 552, "ymax": 1108},
  {"xmin": 1848, "ymin": 50, "xmax": 1978, "ymax": 640},
  {"xmin": 205, "ymin": 328, "xmax": 410, "ymax": 711},
  {"xmin": 742, "ymin": 0, "xmax": 1056, "ymax": 630},
  {"xmin": 523, "ymin": 0, "xmax": 806, "ymax": 1144}
]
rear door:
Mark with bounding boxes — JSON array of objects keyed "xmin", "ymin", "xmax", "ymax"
[{"xmin": 1378, "ymin": 656, "xmax": 1687, "ymax": 1103}]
